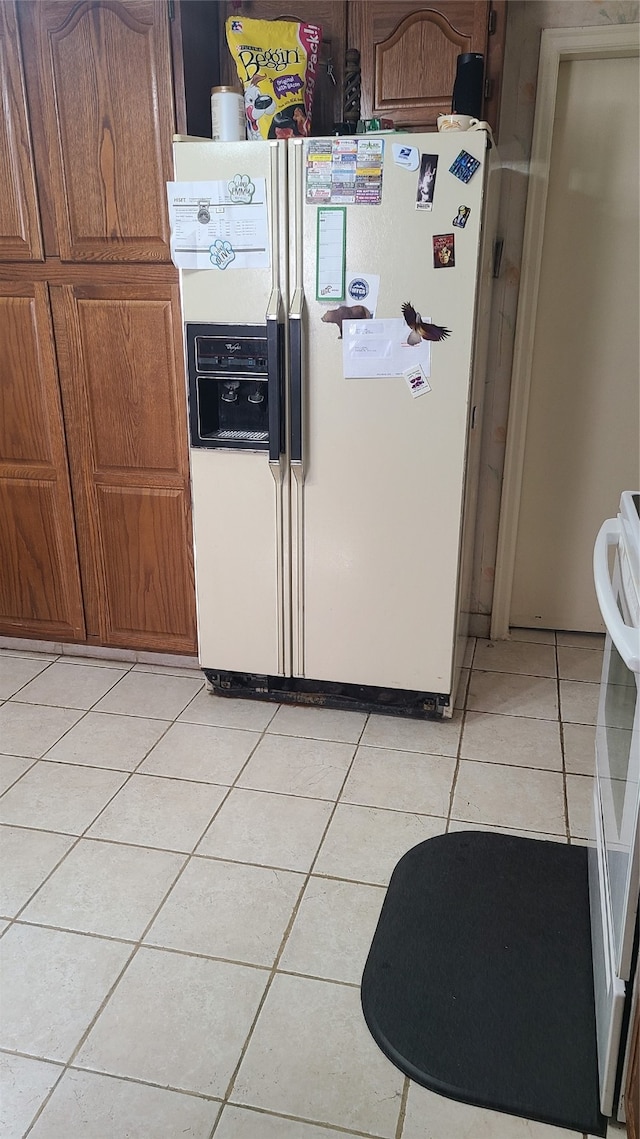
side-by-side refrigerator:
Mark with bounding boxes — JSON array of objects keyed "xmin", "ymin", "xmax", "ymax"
[{"xmin": 173, "ymin": 131, "xmax": 499, "ymax": 717}]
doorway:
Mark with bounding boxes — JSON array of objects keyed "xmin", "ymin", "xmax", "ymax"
[{"xmin": 492, "ymin": 25, "xmax": 640, "ymax": 638}]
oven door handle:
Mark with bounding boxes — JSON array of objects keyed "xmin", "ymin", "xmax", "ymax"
[{"xmin": 593, "ymin": 518, "xmax": 640, "ymax": 672}]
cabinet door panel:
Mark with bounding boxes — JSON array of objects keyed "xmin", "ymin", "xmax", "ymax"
[
  {"xmin": 0, "ymin": 2, "xmax": 43, "ymax": 261},
  {"xmin": 95, "ymin": 486, "xmax": 197, "ymax": 645},
  {"xmin": 51, "ymin": 281, "xmax": 196, "ymax": 653},
  {"xmin": 349, "ymin": 1, "xmax": 489, "ymax": 129},
  {"xmin": 0, "ymin": 284, "xmax": 85, "ymax": 639},
  {"xmin": 18, "ymin": 0, "xmax": 176, "ymax": 263}
]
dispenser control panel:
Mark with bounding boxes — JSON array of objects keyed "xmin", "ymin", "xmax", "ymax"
[{"xmin": 186, "ymin": 323, "xmax": 271, "ymax": 450}]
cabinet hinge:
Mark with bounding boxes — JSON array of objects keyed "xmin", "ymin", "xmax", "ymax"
[
  {"xmin": 488, "ymin": 8, "xmax": 497, "ymax": 34},
  {"xmin": 484, "ymin": 77, "xmax": 494, "ymax": 101},
  {"xmin": 168, "ymin": 0, "xmax": 175, "ymax": 19}
]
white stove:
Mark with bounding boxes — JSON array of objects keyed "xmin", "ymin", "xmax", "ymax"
[
  {"xmin": 619, "ymin": 490, "xmax": 640, "ymax": 625},
  {"xmin": 591, "ymin": 491, "xmax": 640, "ymax": 1119}
]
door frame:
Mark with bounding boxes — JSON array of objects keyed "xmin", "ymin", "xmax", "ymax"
[{"xmin": 490, "ymin": 23, "xmax": 640, "ymax": 640}]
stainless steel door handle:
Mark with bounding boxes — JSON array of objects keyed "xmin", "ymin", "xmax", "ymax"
[{"xmin": 289, "ymin": 290, "xmax": 303, "ymax": 465}]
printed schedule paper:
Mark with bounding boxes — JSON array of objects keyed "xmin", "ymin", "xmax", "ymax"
[
  {"xmin": 166, "ymin": 178, "xmax": 270, "ymax": 270},
  {"xmin": 316, "ymin": 207, "xmax": 346, "ymax": 301}
]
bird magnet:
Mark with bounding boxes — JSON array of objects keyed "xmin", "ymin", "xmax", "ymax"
[
  {"xmin": 401, "ymin": 302, "xmax": 450, "ymax": 343},
  {"xmin": 433, "ymin": 234, "xmax": 455, "ymax": 269},
  {"xmin": 416, "ymin": 154, "xmax": 439, "ymax": 210},
  {"xmin": 449, "ymin": 150, "xmax": 481, "ymax": 184},
  {"xmin": 452, "ymin": 205, "xmax": 471, "ymax": 229}
]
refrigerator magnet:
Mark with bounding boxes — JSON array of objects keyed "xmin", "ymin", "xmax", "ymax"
[
  {"xmin": 392, "ymin": 143, "xmax": 419, "ymax": 171},
  {"xmin": 452, "ymin": 205, "xmax": 471, "ymax": 229},
  {"xmin": 209, "ymin": 239, "xmax": 236, "ymax": 269},
  {"xmin": 449, "ymin": 150, "xmax": 481, "ymax": 184},
  {"xmin": 403, "ymin": 363, "xmax": 432, "ymax": 398},
  {"xmin": 316, "ymin": 207, "xmax": 346, "ymax": 301},
  {"xmin": 346, "ymin": 273, "xmax": 380, "ymax": 316},
  {"xmin": 401, "ymin": 301, "xmax": 451, "ymax": 343},
  {"xmin": 416, "ymin": 154, "xmax": 439, "ymax": 210},
  {"xmin": 433, "ymin": 234, "xmax": 455, "ymax": 269},
  {"xmin": 321, "ymin": 304, "xmax": 373, "ymax": 339}
]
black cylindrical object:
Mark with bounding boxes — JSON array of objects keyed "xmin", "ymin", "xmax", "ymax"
[{"xmin": 451, "ymin": 52, "xmax": 485, "ymax": 119}]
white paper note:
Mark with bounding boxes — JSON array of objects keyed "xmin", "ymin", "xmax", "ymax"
[
  {"xmin": 166, "ymin": 178, "xmax": 270, "ymax": 270},
  {"xmin": 342, "ymin": 318, "xmax": 431, "ymax": 379},
  {"xmin": 316, "ymin": 207, "xmax": 346, "ymax": 301}
]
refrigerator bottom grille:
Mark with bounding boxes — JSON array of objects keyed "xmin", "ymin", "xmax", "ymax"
[{"xmin": 202, "ymin": 670, "xmax": 450, "ymax": 719}]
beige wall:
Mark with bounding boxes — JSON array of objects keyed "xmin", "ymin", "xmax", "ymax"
[{"xmin": 470, "ymin": 0, "xmax": 640, "ymax": 636}]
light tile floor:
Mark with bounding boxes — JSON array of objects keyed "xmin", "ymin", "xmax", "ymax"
[{"xmin": 0, "ymin": 631, "xmax": 627, "ymax": 1139}]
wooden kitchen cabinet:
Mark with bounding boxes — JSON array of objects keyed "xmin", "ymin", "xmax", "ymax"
[
  {"xmin": 215, "ymin": 1, "xmax": 504, "ymax": 136},
  {"xmin": 0, "ymin": 0, "xmax": 201, "ymax": 654},
  {"xmin": 0, "ymin": 281, "xmax": 85, "ymax": 641},
  {"xmin": 349, "ymin": 0, "xmax": 505, "ymax": 132},
  {"xmin": 0, "ymin": 1, "xmax": 43, "ymax": 262},
  {"xmin": 49, "ymin": 278, "xmax": 196, "ymax": 653},
  {"xmin": 17, "ymin": 0, "xmax": 177, "ymax": 263}
]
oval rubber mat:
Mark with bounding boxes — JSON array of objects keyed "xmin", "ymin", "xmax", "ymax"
[{"xmin": 360, "ymin": 830, "xmax": 607, "ymax": 1136}]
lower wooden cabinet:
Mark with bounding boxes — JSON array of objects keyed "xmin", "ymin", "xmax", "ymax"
[
  {"xmin": 0, "ymin": 273, "xmax": 197, "ymax": 655},
  {"xmin": 51, "ymin": 278, "xmax": 197, "ymax": 654},
  {"xmin": 0, "ymin": 281, "xmax": 85, "ymax": 641}
]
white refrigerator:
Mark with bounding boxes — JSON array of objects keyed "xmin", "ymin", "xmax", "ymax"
[{"xmin": 172, "ymin": 131, "xmax": 499, "ymax": 717}]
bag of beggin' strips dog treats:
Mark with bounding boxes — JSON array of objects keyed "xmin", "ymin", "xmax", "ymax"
[{"xmin": 226, "ymin": 16, "xmax": 322, "ymax": 140}]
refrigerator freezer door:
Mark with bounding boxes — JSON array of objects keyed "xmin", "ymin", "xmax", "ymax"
[
  {"xmin": 175, "ymin": 140, "xmax": 290, "ymax": 676},
  {"xmin": 290, "ymin": 132, "xmax": 489, "ymax": 693}
]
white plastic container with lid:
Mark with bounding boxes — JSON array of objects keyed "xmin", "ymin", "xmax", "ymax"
[{"xmin": 211, "ymin": 86, "xmax": 246, "ymax": 142}]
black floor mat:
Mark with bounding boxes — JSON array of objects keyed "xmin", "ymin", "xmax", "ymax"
[{"xmin": 361, "ymin": 830, "xmax": 607, "ymax": 1136}]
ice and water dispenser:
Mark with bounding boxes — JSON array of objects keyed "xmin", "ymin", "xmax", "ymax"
[{"xmin": 185, "ymin": 323, "xmax": 282, "ymax": 454}]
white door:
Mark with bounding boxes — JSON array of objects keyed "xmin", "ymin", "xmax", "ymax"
[
  {"xmin": 289, "ymin": 132, "xmax": 490, "ymax": 694},
  {"xmin": 509, "ymin": 54, "xmax": 640, "ymax": 632}
]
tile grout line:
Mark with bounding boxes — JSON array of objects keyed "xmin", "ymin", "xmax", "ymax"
[
  {"xmin": 211, "ymin": 712, "xmax": 374, "ymax": 1137},
  {"xmin": 394, "ymin": 1076, "xmax": 411, "ymax": 1139},
  {"xmin": 0, "ymin": 656, "xmax": 59, "ymax": 703},
  {"xmin": 214, "ymin": 1099, "xmax": 389, "ymax": 1139},
  {"xmin": 445, "ymin": 635, "xmax": 475, "ymax": 832},
  {"xmin": 555, "ymin": 633, "xmax": 573, "ymax": 844}
]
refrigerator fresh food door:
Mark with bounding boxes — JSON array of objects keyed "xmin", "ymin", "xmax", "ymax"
[
  {"xmin": 174, "ymin": 139, "xmax": 289, "ymax": 676},
  {"xmin": 289, "ymin": 132, "xmax": 490, "ymax": 694}
]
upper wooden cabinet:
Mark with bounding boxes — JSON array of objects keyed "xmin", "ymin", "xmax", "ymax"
[
  {"xmin": 0, "ymin": 2, "xmax": 43, "ymax": 261},
  {"xmin": 17, "ymin": 0, "xmax": 177, "ymax": 263},
  {"xmin": 216, "ymin": 1, "xmax": 504, "ymax": 137},
  {"xmin": 349, "ymin": 1, "xmax": 504, "ymax": 131}
]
